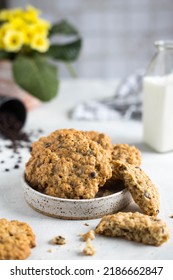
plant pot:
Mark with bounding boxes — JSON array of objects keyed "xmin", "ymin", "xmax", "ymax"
[{"xmin": 0, "ymin": 60, "xmax": 41, "ymax": 111}]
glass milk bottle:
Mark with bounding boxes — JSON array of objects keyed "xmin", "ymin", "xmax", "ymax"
[{"xmin": 143, "ymin": 41, "xmax": 173, "ymax": 152}]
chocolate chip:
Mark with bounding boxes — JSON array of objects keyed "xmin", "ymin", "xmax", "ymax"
[
  {"xmin": 4, "ymin": 168, "xmax": 9, "ymax": 172},
  {"xmin": 14, "ymin": 164, "xmax": 19, "ymax": 169},
  {"xmin": 45, "ymin": 143, "xmax": 51, "ymax": 148},
  {"xmin": 90, "ymin": 172, "xmax": 96, "ymax": 178}
]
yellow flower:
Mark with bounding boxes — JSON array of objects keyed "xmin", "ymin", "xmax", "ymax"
[
  {"xmin": 0, "ymin": 23, "xmax": 12, "ymax": 49},
  {"xmin": 0, "ymin": 8, "xmax": 23, "ymax": 21},
  {"xmin": 0, "ymin": 9, "xmax": 11, "ymax": 21},
  {"xmin": 0, "ymin": 33, "xmax": 4, "ymax": 49},
  {"xmin": 3, "ymin": 30, "xmax": 24, "ymax": 52},
  {"xmin": 22, "ymin": 20, "xmax": 51, "ymax": 45},
  {"xmin": 23, "ymin": 5, "xmax": 41, "ymax": 23},
  {"xmin": 9, "ymin": 8, "xmax": 23, "ymax": 20},
  {"xmin": 30, "ymin": 34, "xmax": 50, "ymax": 53},
  {"xmin": 10, "ymin": 18, "xmax": 26, "ymax": 31},
  {"xmin": 22, "ymin": 24, "xmax": 35, "ymax": 45},
  {"xmin": 34, "ymin": 19, "xmax": 51, "ymax": 36},
  {"xmin": 0, "ymin": 6, "xmax": 52, "ymax": 53}
]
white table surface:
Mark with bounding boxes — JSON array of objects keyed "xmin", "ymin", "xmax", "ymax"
[{"xmin": 0, "ymin": 79, "xmax": 173, "ymax": 260}]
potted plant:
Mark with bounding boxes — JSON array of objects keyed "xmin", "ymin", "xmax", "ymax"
[{"xmin": 0, "ymin": 5, "xmax": 82, "ymax": 102}]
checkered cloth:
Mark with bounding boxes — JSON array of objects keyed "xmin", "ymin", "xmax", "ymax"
[{"xmin": 69, "ymin": 70, "xmax": 144, "ymax": 121}]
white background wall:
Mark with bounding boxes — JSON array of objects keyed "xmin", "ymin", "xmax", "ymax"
[{"xmin": 7, "ymin": 0, "xmax": 173, "ymax": 79}]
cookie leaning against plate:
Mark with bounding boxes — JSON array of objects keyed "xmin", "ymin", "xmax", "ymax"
[
  {"xmin": 0, "ymin": 218, "xmax": 36, "ymax": 260},
  {"xmin": 95, "ymin": 212, "xmax": 170, "ymax": 246},
  {"xmin": 113, "ymin": 160, "xmax": 160, "ymax": 216},
  {"xmin": 25, "ymin": 129, "xmax": 112, "ymax": 199}
]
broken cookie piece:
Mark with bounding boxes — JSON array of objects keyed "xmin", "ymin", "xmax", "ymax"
[
  {"xmin": 95, "ymin": 212, "xmax": 170, "ymax": 246},
  {"xmin": 112, "ymin": 160, "xmax": 160, "ymax": 216}
]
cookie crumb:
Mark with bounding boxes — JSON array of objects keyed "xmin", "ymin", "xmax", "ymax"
[
  {"xmin": 47, "ymin": 249, "xmax": 54, "ymax": 253},
  {"xmin": 81, "ymin": 230, "xmax": 95, "ymax": 241},
  {"xmin": 52, "ymin": 236, "xmax": 66, "ymax": 245},
  {"xmin": 84, "ymin": 223, "xmax": 89, "ymax": 226},
  {"xmin": 169, "ymin": 215, "xmax": 173, "ymax": 218},
  {"xmin": 82, "ymin": 240, "xmax": 96, "ymax": 256}
]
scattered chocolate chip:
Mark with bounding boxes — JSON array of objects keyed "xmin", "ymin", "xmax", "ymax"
[
  {"xmin": 0, "ymin": 160, "xmax": 4, "ymax": 164},
  {"xmin": 4, "ymin": 168, "xmax": 9, "ymax": 172},
  {"xmin": 84, "ymin": 223, "xmax": 89, "ymax": 226},
  {"xmin": 14, "ymin": 164, "xmax": 19, "ymax": 169}
]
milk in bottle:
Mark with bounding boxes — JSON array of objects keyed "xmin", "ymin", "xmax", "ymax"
[{"xmin": 143, "ymin": 41, "xmax": 173, "ymax": 152}]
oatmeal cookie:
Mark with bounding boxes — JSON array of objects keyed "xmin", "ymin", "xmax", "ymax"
[
  {"xmin": 25, "ymin": 129, "xmax": 112, "ymax": 199},
  {"xmin": 95, "ymin": 212, "xmax": 170, "ymax": 246},
  {"xmin": 111, "ymin": 144, "xmax": 141, "ymax": 179},
  {"xmin": 0, "ymin": 218, "xmax": 36, "ymax": 260},
  {"xmin": 112, "ymin": 160, "xmax": 160, "ymax": 216},
  {"xmin": 85, "ymin": 131, "xmax": 112, "ymax": 151}
]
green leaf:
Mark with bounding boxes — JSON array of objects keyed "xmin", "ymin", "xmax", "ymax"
[
  {"xmin": 0, "ymin": 50, "xmax": 11, "ymax": 59},
  {"xmin": 47, "ymin": 39, "xmax": 82, "ymax": 62},
  {"xmin": 12, "ymin": 55, "xmax": 59, "ymax": 101},
  {"xmin": 49, "ymin": 20, "xmax": 78, "ymax": 37}
]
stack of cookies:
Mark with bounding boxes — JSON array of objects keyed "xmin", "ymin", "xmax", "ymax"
[
  {"xmin": 25, "ymin": 128, "xmax": 170, "ymax": 246},
  {"xmin": 25, "ymin": 128, "xmax": 159, "ymax": 216}
]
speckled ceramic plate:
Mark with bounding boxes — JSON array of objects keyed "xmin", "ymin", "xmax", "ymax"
[{"xmin": 22, "ymin": 178, "xmax": 132, "ymax": 220}]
